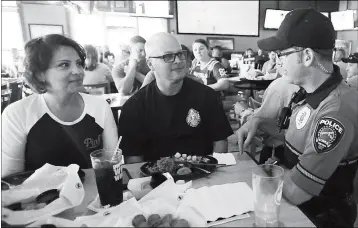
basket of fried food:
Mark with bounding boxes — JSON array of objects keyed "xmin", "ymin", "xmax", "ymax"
[
  {"xmin": 132, "ymin": 213, "xmax": 189, "ymax": 227},
  {"xmin": 140, "ymin": 153, "xmax": 218, "ymax": 181}
]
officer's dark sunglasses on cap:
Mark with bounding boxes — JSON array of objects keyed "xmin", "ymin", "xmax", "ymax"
[{"xmin": 149, "ymin": 50, "xmax": 187, "ymax": 63}]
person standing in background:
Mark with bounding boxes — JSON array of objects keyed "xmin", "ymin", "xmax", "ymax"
[
  {"xmin": 342, "ymin": 52, "xmax": 358, "ymax": 91},
  {"xmin": 112, "ymin": 36, "xmax": 150, "ymax": 95},
  {"xmin": 333, "ymin": 48, "xmax": 348, "ymax": 80}
]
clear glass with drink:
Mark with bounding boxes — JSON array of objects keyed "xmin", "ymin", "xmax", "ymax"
[
  {"xmin": 90, "ymin": 148, "xmax": 123, "ymax": 207},
  {"xmin": 252, "ymin": 164, "xmax": 284, "ymax": 227}
]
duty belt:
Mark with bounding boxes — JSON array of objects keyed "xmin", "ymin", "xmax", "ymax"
[{"xmin": 339, "ymin": 157, "xmax": 358, "ymax": 166}]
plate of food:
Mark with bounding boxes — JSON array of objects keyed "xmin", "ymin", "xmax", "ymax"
[{"xmin": 140, "ymin": 153, "xmax": 218, "ymax": 181}]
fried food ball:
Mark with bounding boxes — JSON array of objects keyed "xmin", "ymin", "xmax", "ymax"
[
  {"xmin": 132, "ymin": 214, "xmax": 147, "ymax": 227},
  {"xmin": 137, "ymin": 222, "xmax": 150, "ymax": 227},
  {"xmin": 172, "ymin": 219, "xmax": 190, "ymax": 227},
  {"xmin": 161, "ymin": 214, "xmax": 173, "ymax": 224},
  {"xmin": 157, "ymin": 222, "xmax": 171, "ymax": 227},
  {"xmin": 40, "ymin": 224, "xmax": 57, "ymax": 228},
  {"xmin": 147, "ymin": 214, "xmax": 161, "ymax": 227}
]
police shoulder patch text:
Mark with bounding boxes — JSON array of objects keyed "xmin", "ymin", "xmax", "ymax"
[{"xmin": 313, "ymin": 117, "xmax": 345, "ymax": 153}]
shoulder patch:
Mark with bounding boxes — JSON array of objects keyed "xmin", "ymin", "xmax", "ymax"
[{"xmin": 313, "ymin": 117, "xmax": 345, "ymax": 153}]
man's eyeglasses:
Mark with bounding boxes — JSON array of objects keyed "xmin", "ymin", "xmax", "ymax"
[
  {"xmin": 149, "ymin": 50, "xmax": 187, "ymax": 63},
  {"xmin": 276, "ymin": 48, "xmax": 304, "ymax": 60}
]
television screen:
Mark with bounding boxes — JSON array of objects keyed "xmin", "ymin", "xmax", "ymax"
[
  {"xmin": 331, "ymin": 10, "xmax": 355, "ymax": 31},
  {"xmin": 264, "ymin": 9, "xmax": 289, "ymax": 29}
]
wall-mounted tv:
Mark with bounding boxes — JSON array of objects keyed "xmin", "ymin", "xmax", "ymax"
[
  {"xmin": 331, "ymin": 10, "xmax": 355, "ymax": 31},
  {"xmin": 263, "ymin": 9, "xmax": 289, "ymax": 30}
]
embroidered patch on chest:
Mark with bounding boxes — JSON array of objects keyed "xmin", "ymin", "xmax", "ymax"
[
  {"xmin": 186, "ymin": 108, "xmax": 201, "ymax": 127},
  {"xmin": 295, "ymin": 106, "xmax": 311, "ymax": 129},
  {"xmin": 313, "ymin": 117, "xmax": 345, "ymax": 153}
]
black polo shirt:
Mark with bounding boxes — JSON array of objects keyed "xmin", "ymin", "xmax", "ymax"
[{"xmin": 118, "ymin": 77, "xmax": 233, "ymax": 161}]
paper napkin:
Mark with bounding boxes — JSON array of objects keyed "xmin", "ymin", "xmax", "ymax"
[
  {"xmin": 2, "ymin": 164, "xmax": 85, "ymax": 225},
  {"xmin": 212, "ymin": 153, "xmax": 237, "ymax": 165},
  {"xmin": 180, "ymin": 182, "xmax": 254, "ymax": 222}
]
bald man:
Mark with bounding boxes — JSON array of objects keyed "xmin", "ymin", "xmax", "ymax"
[{"xmin": 118, "ymin": 32, "xmax": 233, "ymax": 164}]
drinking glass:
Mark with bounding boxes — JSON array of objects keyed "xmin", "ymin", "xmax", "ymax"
[
  {"xmin": 90, "ymin": 148, "xmax": 123, "ymax": 207},
  {"xmin": 252, "ymin": 164, "xmax": 284, "ymax": 227}
]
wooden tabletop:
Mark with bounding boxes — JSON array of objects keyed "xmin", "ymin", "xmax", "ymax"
[{"xmin": 57, "ymin": 152, "xmax": 314, "ymax": 227}]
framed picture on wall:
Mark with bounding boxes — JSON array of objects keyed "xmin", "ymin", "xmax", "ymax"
[
  {"xmin": 207, "ymin": 37, "xmax": 235, "ymax": 50},
  {"xmin": 29, "ymin": 24, "xmax": 64, "ymax": 39}
]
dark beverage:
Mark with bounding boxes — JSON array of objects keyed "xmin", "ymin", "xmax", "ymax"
[
  {"xmin": 94, "ymin": 165, "xmax": 123, "ymax": 207},
  {"xmin": 90, "ymin": 149, "xmax": 124, "ymax": 207}
]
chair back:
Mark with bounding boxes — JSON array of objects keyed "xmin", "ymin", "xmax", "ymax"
[
  {"xmin": 1, "ymin": 89, "xmax": 12, "ymax": 113},
  {"xmin": 7, "ymin": 79, "xmax": 23, "ymax": 103},
  {"xmin": 83, "ymin": 82, "xmax": 111, "ymax": 95}
]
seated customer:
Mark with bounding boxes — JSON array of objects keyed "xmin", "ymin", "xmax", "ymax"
[
  {"xmin": 141, "ymin": 44, "xmax": 203, "ymax": 88},
  {"xmin": 212, "ymin": 46, "xmax": 231, "ymax": 72},
  {"xmin": 1, "ymin": 34, "xmax": 118, "ymax": 177},
  {"xmin": 261, "ymin": 51, "xmax": 276, "ymax": 74},
  {"xmin": 190, "ymin": 39, "xmax": 229, "ymax": 92},
  {"xmin": 119, "ymin": 32, "xmax": 233, "ymax": 164},
  {"xmin": 342, "ymin": 52, "xmax": 358, "ymax": 91},
  {"xmin": 254, "ymin": 48, "xmax": 268, "ymax": 70},
  {"xmin": 112, "ymin": 36, "xmax": 150, "ymax": 95},
  {"xmin": 83, "ymin": 44, "xmax": 113, "ymax": 86}
]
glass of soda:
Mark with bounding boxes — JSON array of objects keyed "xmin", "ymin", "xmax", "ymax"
[
  {"xmin": 252, "ymin": 164, "xmax": 284, "ymax": 227},
  {"xmin": 90, "ymin": 148, "xmax": 123, "ymax": 207}
]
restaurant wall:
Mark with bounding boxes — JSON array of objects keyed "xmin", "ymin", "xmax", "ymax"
[
  {"xmin": 337, "ymin": 0, "xmax": 358, "ymax": 53},
  {"xmin": 19, "ymin": 2, "xmax": 69, "ymax": 42},
  {"xmin": 168, "ymin": 0, "xmax": 340, "ymax": 52}
]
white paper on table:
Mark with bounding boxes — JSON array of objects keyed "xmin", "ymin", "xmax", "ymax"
[
  {"xmin": 180, "ymin": 182, "xmax": 254, "ymax": 222},
  {"xmin": 211, "ymin": 153, "xmax": 237, "ymax": 165},
  {"xmin": 75, "ymin": 197, "xmax": 207, "ymax": 227},
  {"xmin": 2, "ymin": 164, "xmax": 85, "ymax": 225}
]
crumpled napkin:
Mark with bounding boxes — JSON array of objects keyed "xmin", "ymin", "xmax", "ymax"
[{"xmin": 1, "ymin": 163, "xmax": 85, "ymax": 225}]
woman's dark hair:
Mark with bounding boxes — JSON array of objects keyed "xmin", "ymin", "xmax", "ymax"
[
  {"xmin": 23, "ymin": 34, "xmax": 86, "ymax": 93},
  {"xmin": 84, "ymin": 44, "xmax": 98, "ymax": 71},
  {"xmin": 193, "ymin": 39, "xmax": 209, "ymax": 49}
]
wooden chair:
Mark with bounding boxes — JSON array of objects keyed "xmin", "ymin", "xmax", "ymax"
[{"xmin": 83, "ymin": 82, "xmax": 111, "ymax": 95}]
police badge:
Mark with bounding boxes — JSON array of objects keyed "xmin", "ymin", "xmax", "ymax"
[{"xmin": 186, "ymin": 108, "xmax": 201, "ymax": 127}]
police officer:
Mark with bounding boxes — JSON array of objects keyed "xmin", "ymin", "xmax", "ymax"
[{"xmin": 238, "ymin": 8, "xmax": 358, "ymax": 227}]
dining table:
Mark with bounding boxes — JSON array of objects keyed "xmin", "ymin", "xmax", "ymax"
[{"xmin": 57, "ymin": 152, "xmax": 315, "ymax": 227}]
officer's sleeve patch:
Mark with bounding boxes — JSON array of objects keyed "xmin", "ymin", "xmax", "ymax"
[{"xmin": 313, "ymin": 117, "xmax": 345, "ymax": 153}]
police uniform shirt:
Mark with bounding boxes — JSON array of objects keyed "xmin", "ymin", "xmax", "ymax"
[
  {"xmin": 2, "ymin": 93, "xmax": 115, "ymax": 175},
  {"xmin": 190, "ymin": 58, "xmax": 228, "ymax": 85},
  {"xmin": 346, "ymin": 74, "xmax": 358, "ymax": 91},
  {"xmin": 285, "ymin": 66, "xmax": 358, "ymax": 197},
  {"xmin": 118, "ymin": 77, "xmax": 233, "ymax": 161}
]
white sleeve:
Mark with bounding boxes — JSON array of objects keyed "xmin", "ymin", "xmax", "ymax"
[
  {"xmin": 1, "ymin": 104, "xmax": 27, "ymax": 177},
  {"xmin": 102, "ymin": 102, "xmax": 119, "ymax": 150}
]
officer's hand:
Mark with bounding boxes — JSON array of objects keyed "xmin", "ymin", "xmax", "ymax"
[{"xmin": 237, "ymin": 119, "xmax": 259, "ymax": 154}]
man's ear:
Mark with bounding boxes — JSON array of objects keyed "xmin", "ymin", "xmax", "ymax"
[
  {"xmin": 303, "ymin": 48, "xmax": 315, "ymax": 67},
  {"xmin": 146, "ymin": 58, "xmax": 155, "ymax": 71}
]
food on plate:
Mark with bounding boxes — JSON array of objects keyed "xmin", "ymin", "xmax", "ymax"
[
  {"xmin": 148, "ymin": 157, "xmax": 175, "ymax": 174},
  {"xmin": 191, "ymin": 156, "xmax": 197, "ymax": 161},
  {"xmin": 181, "ymin": 154, "xmax": 187, "ymax": 159},
  {"xmin": 187, "ymin": 155, "xmax": 192, "ymax": 160},
  {"xmin": 174, "ymin": 152, "xmax": 181, "ymax": 158},
  {"xmin": 132, "ymin": 214, "xmax": 147, "ymax": 227},
  {"xmin": 176, "ymin": 167, "xmax": 192, "ymax": 175},
  {"xmin": 148, "ymin": 214, "xmax": 161, "ymax": 227},
  {"xmin": 132, "ymin": 214, "xmax": 191, "ymax": 227}
]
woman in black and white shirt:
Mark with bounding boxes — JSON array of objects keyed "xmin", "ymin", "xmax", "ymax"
[{"xmin": 1, "ymin": 34, "xmax": 118, "ymax": 177}]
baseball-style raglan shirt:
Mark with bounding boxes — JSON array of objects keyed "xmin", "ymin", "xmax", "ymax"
[
  {"xmin": 1, "ymin": 93, "xmax": 117, "ymax": 177},
  {"xmin": 284, "ymin": 66, "xmax": 358, "ymax": 200},
  {"xmin": 190, "ymin": 58, "xmax": 228, "ymax": 86}
]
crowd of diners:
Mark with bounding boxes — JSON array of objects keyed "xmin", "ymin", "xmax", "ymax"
[{"xmin": 1, "ymin": 8, "xmax": 358, "ymax": 228}]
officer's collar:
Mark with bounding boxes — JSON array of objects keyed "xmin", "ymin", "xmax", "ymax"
[{"xmin": 305, "ymin": 65, "xmax": 343, "ymax": 109}]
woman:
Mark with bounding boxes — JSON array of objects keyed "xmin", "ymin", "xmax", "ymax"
[
  {"xmin": 190, "ymin": 39, "xmax": 229, "ymax": 92},
  {"xmin": 83, "ymin": 44, "xmax": 113, "ymax": 87},
  {"xmin": 261, "ymin": 51, "xmax": 277, "ymax": 74},
  {"xmin": 1, "ymin": 34, "xmax": 118, "ymax": 177},
  {"xmin": 141, "ymin": 45, "xmax": 203, "ymax": 88}
]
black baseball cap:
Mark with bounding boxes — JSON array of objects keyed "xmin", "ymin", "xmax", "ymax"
[
  {"xmin": 258, "ymin": 8, "xmax": 336, "ymax": 51},
  {"xmin": 342, "ymin": 53, "xmax": 358, "ymax": 63}
]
